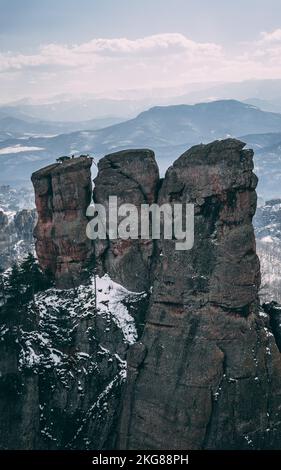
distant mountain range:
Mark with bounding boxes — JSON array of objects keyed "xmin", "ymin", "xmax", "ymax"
[
  {"xmin": 172, "ymin": 79, "xmax": 281, "ymax": 112},
  {"xmin": 1, "ymin": 99, "xmax": 281, "ymax": 198},
  {"xmin": 0, "ymin": 99, "xmax": 141, "ymax": 123},
  {"xmin": 0, "ymin": 114, "xmax": 125, "ymax": 136},
  {"xmin": 4, "ymin": 79, "xmax": 281, "ymax": 121}
]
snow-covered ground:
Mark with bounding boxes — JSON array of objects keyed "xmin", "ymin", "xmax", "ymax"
[
  {"xmin": 257, "ymin": 238, "xmax": 281, "ymax": 303},
  {"xmin": 18, "ymin": 274, "xmax": 146, "ymax": 372},
  {"xmin": 0, "ymin": 273, "xmax": 147, "ymax": 448},
  {"xmin": 254, "ymin": 200, "xmax": 281, "ymax": 303}
]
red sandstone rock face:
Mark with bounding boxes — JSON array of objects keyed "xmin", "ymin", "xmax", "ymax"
[
  {"xmin": 93, "ymin": 149, "xmax": 160, "ymax": 292},
  {"xmin": 118, "ymin": 139, "xmax": 281, "ymax": 450},
  {"xmin": 30, "ymin": 141, "xmax": 281, "ymax": 450},
  {"xmin": 32, "ymin": 157, "xmax": 94, "ymax": 289}
]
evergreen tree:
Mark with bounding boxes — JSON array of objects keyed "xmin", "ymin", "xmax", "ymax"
[
  {"xmin": 6, "ymin": 263, "xmax": 23, "ymax": 306},
  {"xmin": 1, "ymin": 255, "xmax": 54, "ymax": 329},
  {"xmin": 4, "ymin": 254, "xmax": 54, "ymax": 308},
  {"xmin": 20, "ymin": 253, "xmax": 54, "ymax": 300},
  {"xmin": 20, "ymin": 253, "xmax": 43, "ymax": 300}
]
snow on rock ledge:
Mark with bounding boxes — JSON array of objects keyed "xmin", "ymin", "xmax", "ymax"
[{"xmin": 0, "ymin": 274, "xmax": 147, "ymax": 449}]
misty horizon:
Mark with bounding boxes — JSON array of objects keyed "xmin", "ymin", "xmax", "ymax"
[{"xmin": 1, "ymin": 0, "xmax": 281, "ymax": 104}]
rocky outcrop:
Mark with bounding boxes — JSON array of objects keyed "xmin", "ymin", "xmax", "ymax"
[
  {"xmin": 118, "ymin": 139, "xmax": 281, "ymax": 450},
  {"xmin": 32, "ymin": 157, "xmax": 94, "ymax": 288},
  {"xmin": 14, "ymin": 210, "xmax": 37, "ymax": 243},
  {"xmin": 5, "ymin": 139, "xmax": 281, "ymax": 450},
  {"xmin": 263, "ymin": 301, "xmax": 281, "ymax": 352},
  {"xmin": 0, "ymin": 208, "xmax": 37, "ymax": 269},
  {"xmin": 93, "ymin": 149, "xmax": 159, "ymax": 292}
]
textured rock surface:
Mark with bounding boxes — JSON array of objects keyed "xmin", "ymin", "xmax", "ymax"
[
  {"xmin": 93, "ymin": 149, "xmax": 159, "ymax": 292},
  {"xmin": 263, "ymin": 301, "xmax": 281, "ymax": 352},
  {"xmin": 118, "ymin": 139, "xmax": 281, "ymax": 450},
  {"xmin": 32, "ymin": 157, "xmax": 94, "ymax": 288},
  {"xmin": 14, "ymin": 210, "xmax": 37, "ymax": 242}
]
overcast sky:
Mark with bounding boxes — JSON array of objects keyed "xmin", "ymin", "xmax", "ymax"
[{"xmin": 1, "ymin": 0, "xmax": 281, "ymax": 103}]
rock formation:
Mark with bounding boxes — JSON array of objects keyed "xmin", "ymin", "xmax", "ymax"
[
  {"xmin": 14, "ymin": 210, "xmax": 37, "ymax": 243},
  {"xmin": 118, "ymin": 139, "xmax": 281, "ymax": 449},
  {"xmin": 2, "ymin": 139, "xmax": 281, "ymax": 450},
  {"xmin": 31, "ymin": 157, "xmax": 94, "ymax": 288},
  {"xmin": 0, "ymin": 208, "xmax": 37, "ymax": 269},
  {"xmin": 263, "ymin": 301, "xmax": 281, "ymax": 352},
  {"xmin": 93, "ymin": 149, "xmax": 159, "ymax": 292}
]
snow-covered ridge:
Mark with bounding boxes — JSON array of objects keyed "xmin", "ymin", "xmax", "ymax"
[
  {"xmin": 0, "ymin": 274, "xmax": 147, "ymax": 448},
  {"xmin": 16, "ymin": 273, "xmax": 146, "ymax": 374},
  {"xmin": 95, "ymin": 274, "xmax": 146, "ymax": 344}
]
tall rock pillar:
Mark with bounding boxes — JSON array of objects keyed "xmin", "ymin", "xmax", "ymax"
[
  {"xmin": 118, "ymin": 139, "xmax": 281, "ymax": 450},
  {"xmin": 32, "ymin": 156, "xmax": 93, "ymax": 289}
]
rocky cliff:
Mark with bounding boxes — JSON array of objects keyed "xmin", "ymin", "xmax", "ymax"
[
  {"xmin": 0, "ymin": 154, "xmax": 150, "ymax": 449},
  {"xmin": 118, "ymin": 139, "xmax": 281, "ymax": 449},
  {"xmin": 93, "ymin": 149, "xmax": 159, "ymax": 292},
  {"xmin": 31, "ymin": 157, "xmax": 94, "ymax": 288},
  {"xmin": 2, "ymin": 139, "xmax": 281, "ymax": 450}
]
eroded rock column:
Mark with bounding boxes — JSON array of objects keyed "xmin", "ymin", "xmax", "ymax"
[
  {"xmin": 118, "ymin": 139, "xmax": 281, "ymax": 450},
  {"xmin": 32, "ymin": 157, "xmax": 94, "ymax": 289},
  {"xmin": 93, "ymin": 149, "xmax": 160, "ymax": 292}
]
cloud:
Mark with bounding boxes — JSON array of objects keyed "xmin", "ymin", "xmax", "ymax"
[
  {"xmin": 0, "ymin": 33, "xmax": 222, "ymax": 72},
  {"xmin": 75, "ymin": 33, "xmax": 222, "ymax": 57},
  {"xmin": 1, "ymin": 31, "xmax": 281, "ymax": 101},
  {"xmin": 260, "ymin": 29, "xmax": 281, "ymax": 43},
  {"xmin": 243, "ymin": 29, "xmax": 281, "ymax": 62}
]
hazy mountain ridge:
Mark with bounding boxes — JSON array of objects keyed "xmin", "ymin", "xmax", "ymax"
[
  {"xmin": 1, "ymin": 99, "xmax": 281, "ymax": 198},
  {"xmin": 4, "ymin": 79, "xmax": 281, "ymax": 120},
  {"xmin": 0, "ymin": 115, "xmax": 125, "ymax": 139}
]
